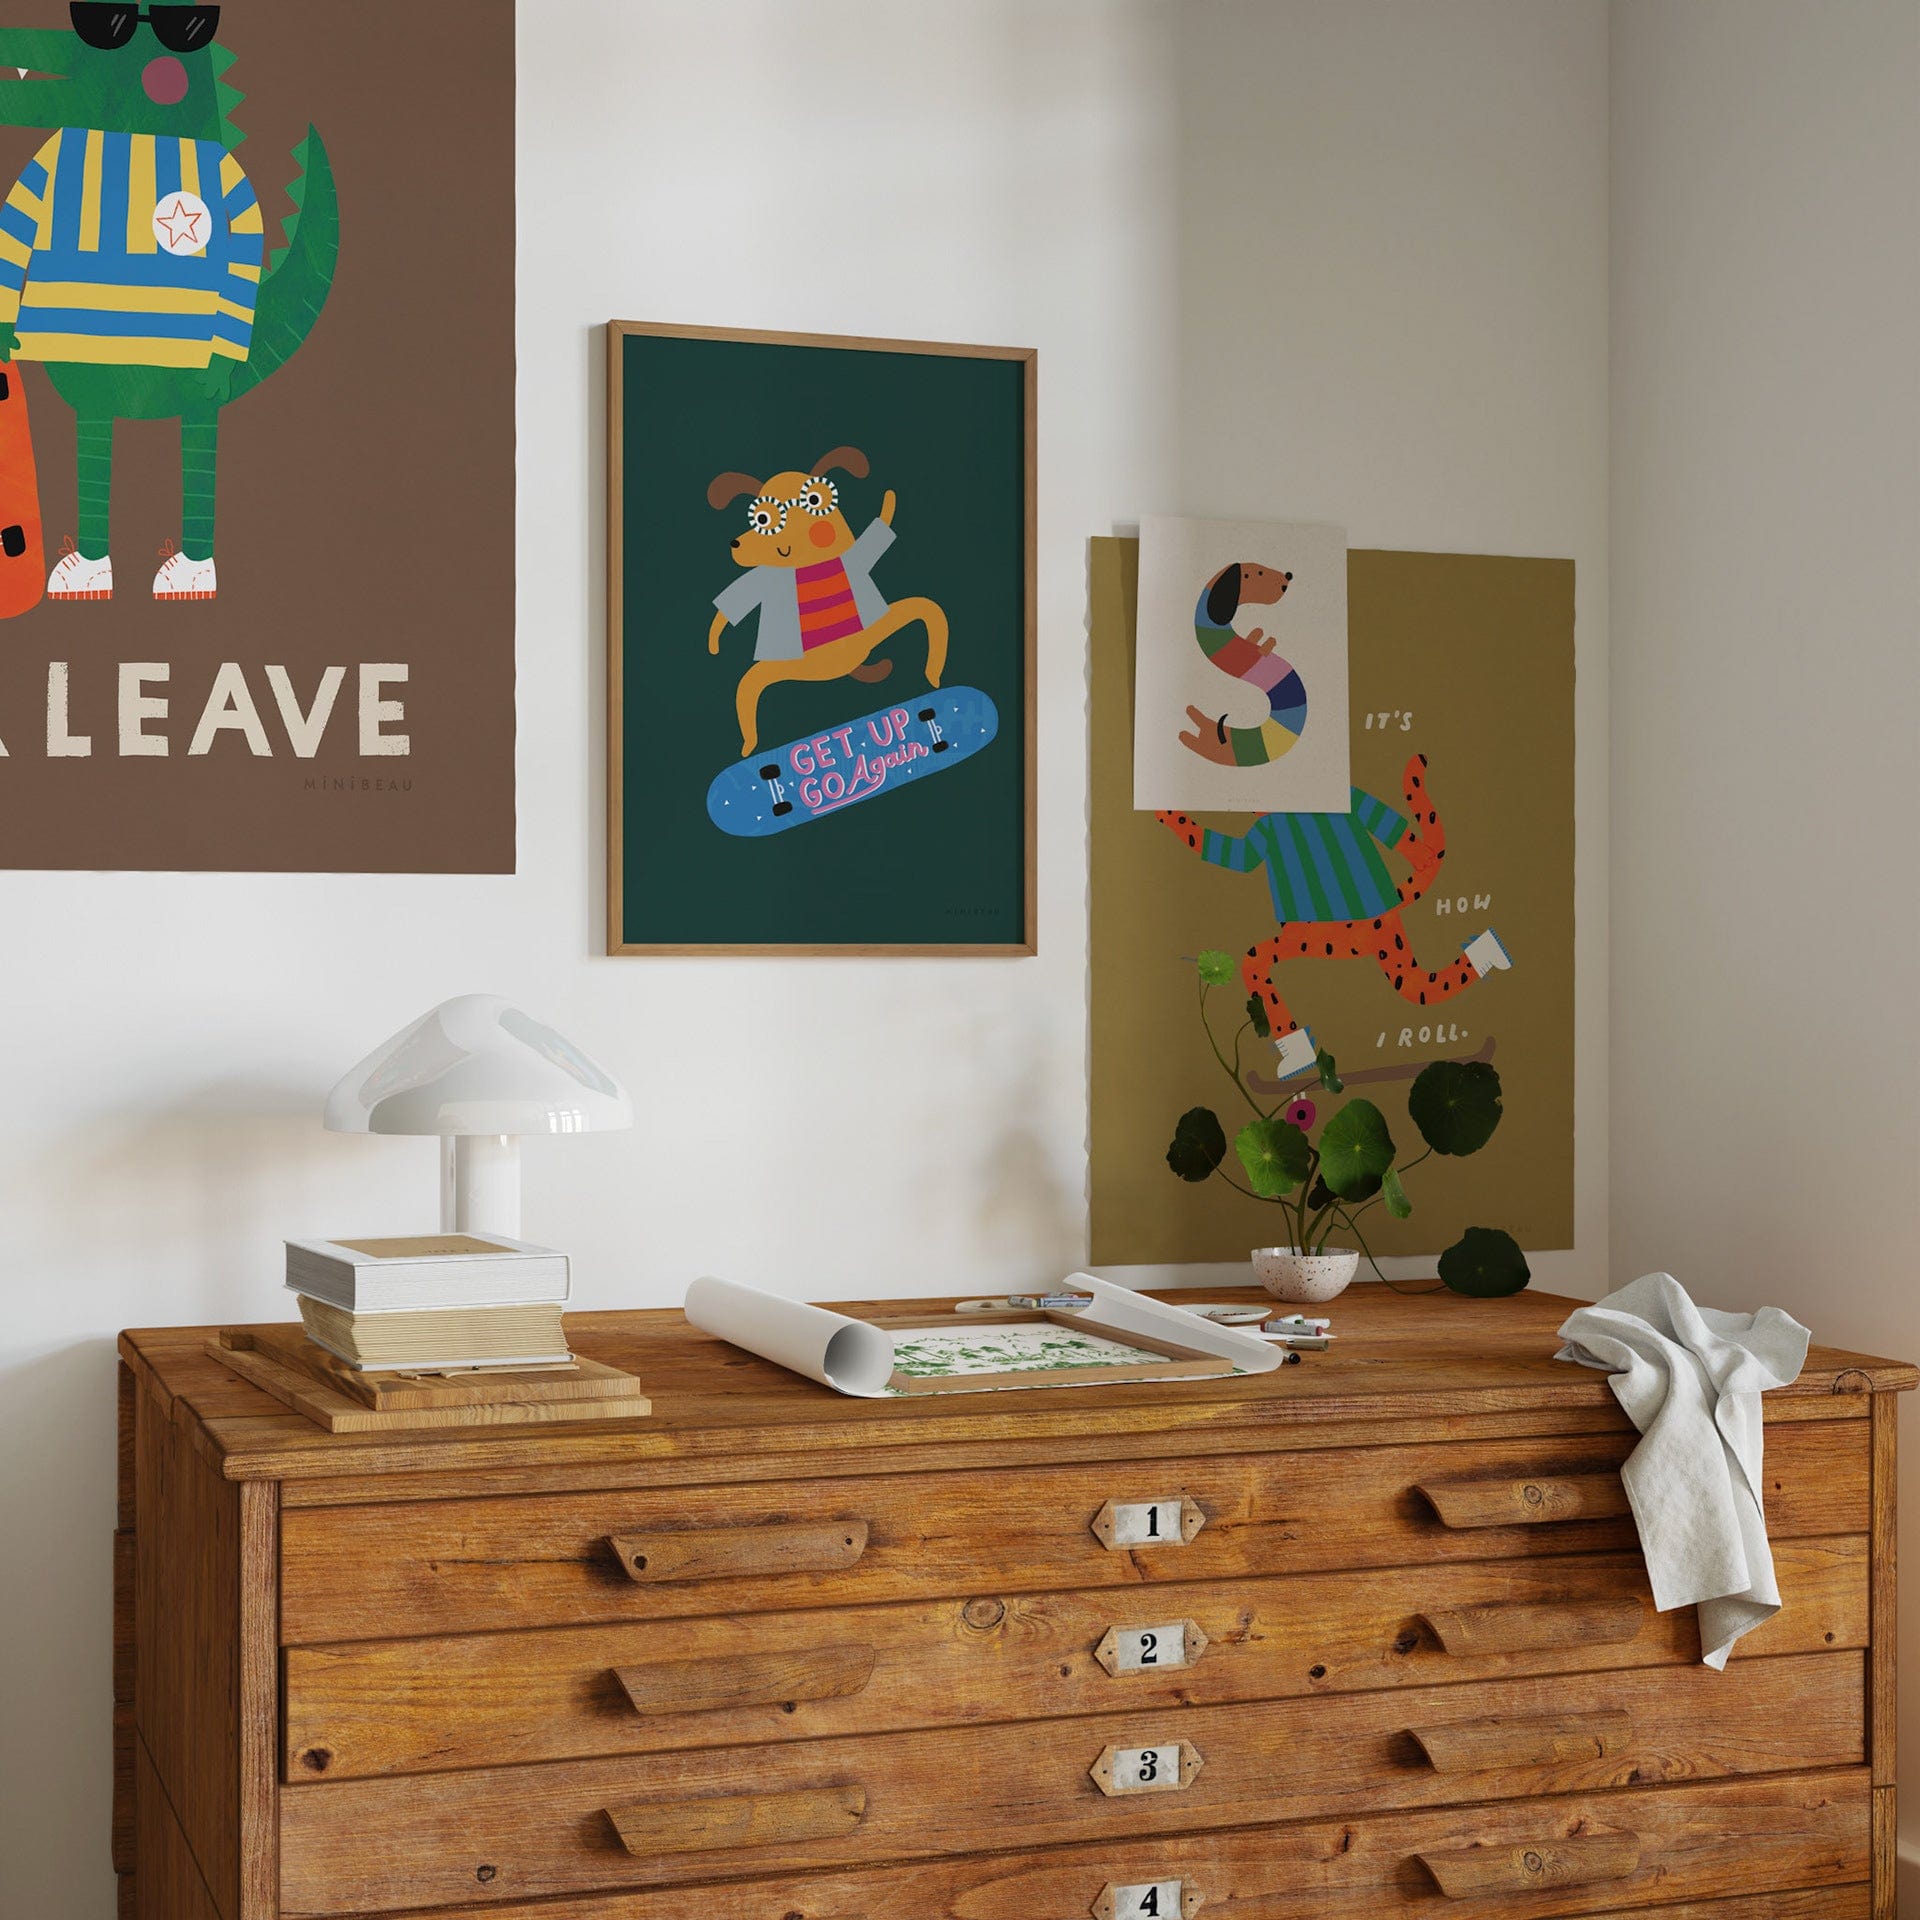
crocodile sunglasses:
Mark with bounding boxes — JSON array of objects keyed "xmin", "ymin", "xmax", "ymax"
[{"xmin": 69, "ymin": 4, "xmax": 221, "ymax": 53}]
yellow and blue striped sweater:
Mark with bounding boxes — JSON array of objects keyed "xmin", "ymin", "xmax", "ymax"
[{"xmin": 0, "ymin": 128, "xmax": 263, "ymax": 370}]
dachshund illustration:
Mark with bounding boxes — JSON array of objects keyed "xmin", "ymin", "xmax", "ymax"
[
  {"xmin": 706, "ymin": 447, "xmax": 948, "ymax": 757},
  {"xmin": 1179, "ymin": 560, "xmax": 1307, "ymax": 766},
  {"xmin": 1158, "ymin": 754, "xmax": 1512, "ymax": 1081}
]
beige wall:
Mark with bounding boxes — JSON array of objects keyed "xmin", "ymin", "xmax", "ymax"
[
  {"xmin": 1610, "ymin": 0, "xmax": 1920, "ymax": 1872},
  {"xmin": 0, "ymin": 5, "xmax": 1614, "ymax": 1914}
]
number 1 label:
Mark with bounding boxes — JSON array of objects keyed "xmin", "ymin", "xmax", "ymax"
[{"xmin": 1091, "ymin": 1497, "xmax": 1204, "ymax": 1550}]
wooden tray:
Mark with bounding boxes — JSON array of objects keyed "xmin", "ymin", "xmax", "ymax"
[{"xmin": 208, "ymin": 1327, "xmax": 651, "ymax": 1433}]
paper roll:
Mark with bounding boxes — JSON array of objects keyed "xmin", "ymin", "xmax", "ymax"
[{"xmin": 683, "ymin": 1276, "xmax": 897, "ymax": 1397}]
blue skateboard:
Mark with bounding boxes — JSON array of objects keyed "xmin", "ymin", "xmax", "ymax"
[{"xmin": 707, "ymin": 686, "xmax": 1000, "ymax": 838}]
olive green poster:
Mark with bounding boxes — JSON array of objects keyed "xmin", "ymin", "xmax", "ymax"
[
  {"xmin": 608, "ymin": 325, "xmax": 1034, "ymax": 954},
  {"xmin": 1091, "ymin": 537, "xmax": 1575, "ymax": 1266}
]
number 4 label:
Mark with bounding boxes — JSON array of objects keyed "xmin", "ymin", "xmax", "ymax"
[
  {"xmin": 1090, "ymin": 1740, "xmax": 1205, "ymax": 1797},
  {"xmin": 1090, "ymin": 1497, "xmax": 1206, "ymax": 1549},
  {"xmin": 1093, "ymin": 1879, "xmax": 1203, "ymax": 1919}
]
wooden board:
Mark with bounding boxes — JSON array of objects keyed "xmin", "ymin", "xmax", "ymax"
[
  {"xmin": 236, "ymin": 1325, "xmax": 645, "ymax": 1410},
  {"xmin": 206, "ymin": 1331, "xmax": 650, "ymax": 1434},
  {"xmin": 278, "ymin": 1657, "xmax": 1864, "ymax": 1910},
  {"xmin": 117, "ymin": 1284, "xmax": 1919, "ymax": 1485},
  {"xmin": 277, "ymin": 1420, "xmax": 1868, "ymax": 1644},
  {"xmin": 375, "ymin": 1769, "xmax": 1870, "ymax": 1920},
  {"xmin": 280, "ymin": 1536, "xmax": 1867, "ymax": 1781}
]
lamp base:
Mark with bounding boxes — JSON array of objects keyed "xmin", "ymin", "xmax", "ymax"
[{"xmin": 440, "ymin": 1135, "xmax": 521, "ymax": 1238}]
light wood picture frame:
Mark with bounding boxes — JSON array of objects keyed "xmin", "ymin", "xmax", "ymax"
[{"xmin": 607, "ymin": 321, "xmax": 1037, "ymax": 956}]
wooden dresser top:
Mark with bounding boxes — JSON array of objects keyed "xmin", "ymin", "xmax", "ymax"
[{"xmin": 120, "ymin": 1283, "xmax": 1916, "ymax": 1488}]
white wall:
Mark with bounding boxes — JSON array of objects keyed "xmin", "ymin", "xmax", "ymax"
[
  {"xmin": 1609, "ymin": 0, "xmax": 1920, "ymax": 1878},
  {"xmin": 0, "ymin": 5, "xmax": 1610, "ymax": 1913}
]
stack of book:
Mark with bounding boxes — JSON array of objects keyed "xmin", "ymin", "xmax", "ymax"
[{"xmin": 285, "ymin": 1234, "xmax": 572, "ymax": 1373}]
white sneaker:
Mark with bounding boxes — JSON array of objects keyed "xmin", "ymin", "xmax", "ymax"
[
  {"xmin": 1464, "ymin": 928, "xmax": 1513, "ymax": 977},
  {"xmin": 1271, "ymin": 1025, "xmax": 1320, "ymax": 1082},
  {"xmin": 47, "ymin": 541, "xmax": 112, "ymax": 600},
  {"xmin": 153, "ymin": 545, "xmax": 217, "ymax": 601}
]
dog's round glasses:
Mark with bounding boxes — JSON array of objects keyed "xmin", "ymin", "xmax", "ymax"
[
  {"xmin": 744, "ymin": 476, "xmax": 838, "ymax": 536},
  {"xmin": 70, "ymin": 4, "xmax": 221, "ymax": 53}
]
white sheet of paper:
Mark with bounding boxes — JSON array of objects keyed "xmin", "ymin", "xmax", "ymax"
[
  {"xmin": 682, "ymin": 1273, "xmax": 1282, "ymax": 1398},
  {"xmin": 1132, "ymin": 515, "xmax": 1351, "ymax": 813}
]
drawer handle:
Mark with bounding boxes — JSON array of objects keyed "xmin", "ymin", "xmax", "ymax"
[
  {"xmin": 1415, "ymin": 1831, "xmax": 1641, "ymax": 1899},
  {"xmin": 612, "ymin": 1645, "xmax": 876, "ymax": 1717},
  {"xmin": 1407, "ymin": 1709, "xmax": 1632, "ymax": 1772},
  {"xmin": 607, "ymin": 1520, "xmax": 870, "ymax": 1583},
  {"xmin": 1413, "ymin": 1472, "xmax": 1629, "ymax": 1529},
  {"xmin": 606, "ymin": 1784, "xmax": 867, "ymax": 1857},
  {"xmin": 1418, "ymin": 1596, "xmax": 1644, "ymax": 1655}
]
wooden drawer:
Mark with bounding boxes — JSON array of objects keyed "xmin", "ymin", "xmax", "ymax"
[
  {"xmin": 283, "ymin": 1534, "xmax": 1867, "ymax": 1779},
  {"xmin": 278, "ymin": 1419, "xmax": 1865, "ymax": 1642},
  {"xmin": 281, "ymin": 1768, "xmax": 1870, "ymax": 1918},
  {"xmin": 278, "ymin": 1651, "xmax": 1862, "ymax": 1910}
]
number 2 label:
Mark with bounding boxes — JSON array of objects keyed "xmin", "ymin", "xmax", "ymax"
[{"xmin": 1093, "ymin": 1619, "xmax": 1208, "ymax": 1677}]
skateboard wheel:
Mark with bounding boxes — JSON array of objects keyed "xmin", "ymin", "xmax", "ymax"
[
  {"xmin": 771, "ymin": 801, "xmax": 793, "ymax": 817},
  {"xmin": 757, "ymin": 763, "xmax": 781, "ymax": 780},
  {"xmin": 918, "ymin": 707, "xmax": 936, "ymax": 721}
]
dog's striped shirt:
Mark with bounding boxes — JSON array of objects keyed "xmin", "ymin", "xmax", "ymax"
[{"xmin": 795, "ymin": 555, "xmax": 865, "ymax": 650}]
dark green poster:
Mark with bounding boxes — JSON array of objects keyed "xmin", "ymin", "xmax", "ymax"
[{"xmin": 607, "ymin": 324, "xmax": 1034, "ymax": 954}]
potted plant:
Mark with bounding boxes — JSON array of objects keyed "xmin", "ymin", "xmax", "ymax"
[{"xmin": 1164, "ymin": 950, "xmax": 1529, "ymax": 1300}]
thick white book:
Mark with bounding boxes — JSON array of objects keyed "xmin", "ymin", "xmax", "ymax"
[{"xmin": 284, "ymin": 1233, "xmax": 571, "ymax": 1312}]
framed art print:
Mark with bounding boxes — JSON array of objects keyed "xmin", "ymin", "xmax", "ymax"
[
  {"xmin": 0, "ymin": 0, "xmax": 514, "ymax": 872},
  {"xmin": 607, "ymin": 321, "xmax": 1035, "ymax": 955}
]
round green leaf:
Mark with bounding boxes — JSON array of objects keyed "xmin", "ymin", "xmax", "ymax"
[
  {"xmin": 1166, "ymin": 1106, "xmax": 1227, "ymax": 1182},
  {"xmin": 1318, "ymin": 1098, "xmax": 1395, "ymax": 1200},
  {"xmin": 1408, "ymin": 1059, "xmax": 1504, "ymax": 1156},
  {"xmin": 1382, "ymin": 1165, "xmax": 1412, "ymax": 1219},
  {"xmin": 1196, "ymin": 949, "xmax": 1236, "ymax": 986},
  {"xmin": 1234, "ymin": 1116, "xmax": 1312, "ymax": 1198},
  {"xmin": 1438, "ymin": 1227, "xmax": 1532, "ymax": 1297},
  {"xmin": 1244, "ymin": 992, "xmax": 1271, "ymax": 1039},
  {"xmin": 1316, "ymin": 1049, "xmax": 1344, "ymax": 1094}
]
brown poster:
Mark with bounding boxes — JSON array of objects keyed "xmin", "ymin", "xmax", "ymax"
[
  {"xmin": 1092, "ymin": 537, "xmax": 1575, "ymax": 1268},
  {"xmin": 0, "ymin": 1, "xmax": 514, "ymax": 871}
]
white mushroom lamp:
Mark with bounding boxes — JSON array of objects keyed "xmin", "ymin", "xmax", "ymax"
[{"xmin": 324, "ymin": 994, "xmax": 633, "ymax": 1237}]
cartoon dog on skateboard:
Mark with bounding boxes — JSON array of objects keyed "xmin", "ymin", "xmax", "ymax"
[{"xmin": 706, "ymin": 446, "xmax": 948, "ymax": 757}]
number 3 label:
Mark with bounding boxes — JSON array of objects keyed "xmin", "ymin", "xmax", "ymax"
[
  {"xmin": 1093, "ymin": 1881, "xmax": 1199, "ymax": 1920},
  {"xmin": 1091, "ymin": 1740, "xmax": 1204, "ymax": 1797}
]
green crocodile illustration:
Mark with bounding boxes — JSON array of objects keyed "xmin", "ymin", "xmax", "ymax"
[{"xmin": 0, "ymin": 10, "xmax": 338, "ymax": 599}]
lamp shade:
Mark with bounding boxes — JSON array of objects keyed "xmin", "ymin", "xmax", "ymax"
[{"xmin": 324, "ymin": 994, "xmax": 633, "ymax": 1138}]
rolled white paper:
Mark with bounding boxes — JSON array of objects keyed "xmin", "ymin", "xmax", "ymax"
[
  {"xmin": 1060, "ymin": 1273, "xmax": 1284, "ymax": 1374},
  {"xmin": 683, "ymin": 1276, "xmax": 897, "ymax": 1398}
]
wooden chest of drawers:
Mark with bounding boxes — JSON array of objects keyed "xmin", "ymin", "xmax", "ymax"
[{"xmin": 116, "ymin": 1285, "xmax": 1915, "ymax": 1920}]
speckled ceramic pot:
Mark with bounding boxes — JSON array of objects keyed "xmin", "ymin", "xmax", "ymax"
[{"xmin": 1252, "ymin": 1246, "xmax": 1359, "ymax": 1303}]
